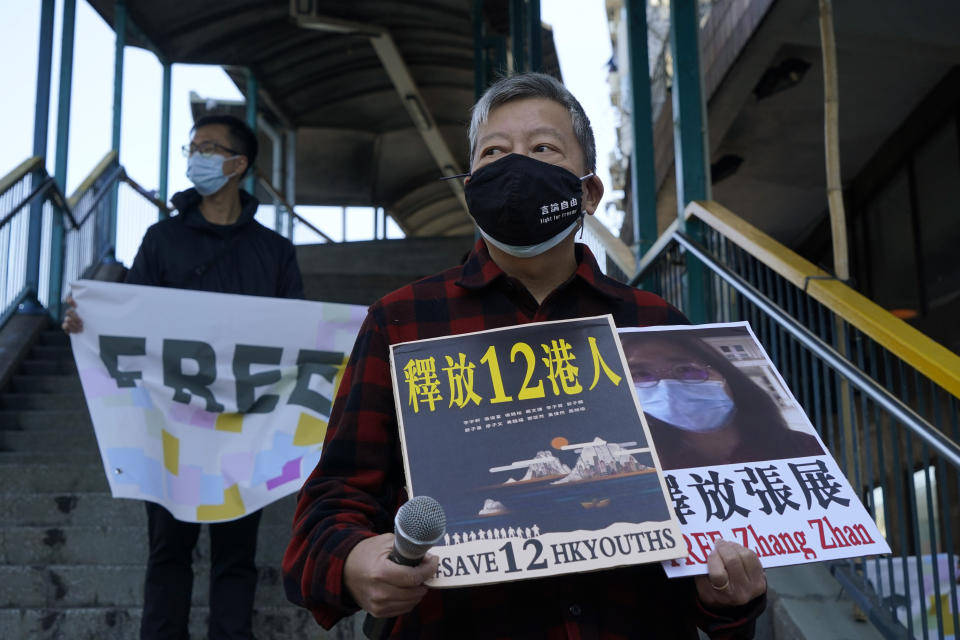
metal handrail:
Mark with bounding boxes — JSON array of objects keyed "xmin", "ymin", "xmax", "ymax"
[
  {"xmin": 256, "ymin": 173, "xmax": 336, "ymax": 243},
  {"xmin": 120, "ymin": 171, "xmax": 172, "ymax": 214},
  {"xmin": 695, "ymin": 200, "xmax": 960, "ymax": 398},
  {"xmin": 0, "ymin": 175, "xmax": 56, "ymax": 232},
  {"xmin": 631, "ymin": 217, "xmax": 681, "ymax": 280},
  {"xmin": 635, "ymin": 200, "xmax": 960, "ymax": 400},
  {"xmin": 582, "ymin": 215, "xmax": 637, "ymax": 276},
  {"xmin": 674, "ymin": 229, "xmax": 960, "ymax": 469},
  {"xmin": 68, "ymin": 150, "xmax": 119, "ymax": 209},
  {"xmin": 0, "ymin": 157, "xmax": 43, "ymax": 196},
  {"xmin": 1, "ymin": 152, "xmax": 167, "ymax": 327},
  {"xmin": 0, "ymin": 172, "xmax": 74, "ymax": 233},
  {"xmin": 72, "ymin": 164, "xmax": 123, "ymax": 228}
]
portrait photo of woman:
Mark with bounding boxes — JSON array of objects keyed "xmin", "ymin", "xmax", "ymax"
[{"xmin": 619, "ymin": 325, "xmax": 824, "ymax": 471}]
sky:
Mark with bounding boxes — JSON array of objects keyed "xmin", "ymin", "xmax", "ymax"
[{"xmin": 1, "ymin": 1, "xmax": 620, "ymax": 263}]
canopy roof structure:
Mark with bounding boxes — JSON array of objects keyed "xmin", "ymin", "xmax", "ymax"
[{"xmin": 87, "ymin": 0, "xmax": 559, "ymax": 237}]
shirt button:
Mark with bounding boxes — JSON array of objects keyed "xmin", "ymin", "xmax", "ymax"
[{"xmin": 569, "ymin": 604, "xmax": 581, "ymax": 616}]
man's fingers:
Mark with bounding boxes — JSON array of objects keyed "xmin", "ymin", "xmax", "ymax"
[
  {"xmin": 378, "ymin": 552, "xmax": 439, "ymax": 589},
  {"xmin": 61, "ymin": 309, "xmax": 83, "ymax": 334},
  {"xmin": 344, "ymin": 534, "xmax": 438, "ymax": 619},
  {"xmin": 705, "ymin": 539, "xmax": 732, "ymax": 589},
  {"xmin": 363, "ymin": 561, "xmax": 434, "ymax": 617},
  {"xmin": 714, "ymin": 539, "xmax": 747, "ymax": 586},
  {"xmin": 698, "ymin": 540, "xmax": 766, "ymax": 607},
  {"xmin": 414, "ymin": 554, "xmax": 439, "ymax": 584}
]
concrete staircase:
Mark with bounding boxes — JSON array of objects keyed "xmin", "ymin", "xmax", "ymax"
[
  {"xmin": 296, "ymin": 236, "xmax": 475, "ymax": 306},
  {"xmin": 0, "ymin": 328, "xmax": 362, "ymax": 639}
]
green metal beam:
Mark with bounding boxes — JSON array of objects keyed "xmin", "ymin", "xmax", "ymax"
[
  {"xmin": 527, "ymin": 0, "xmax": 542, "ymax": 73},
  {"xmin": 625, "ymin": 0, "xmax": 658, "ymax": 259},
  {"xmin": 23, "ymin": 0, "xmax": 56, "ymax": 314},
  {"xmin": 106, "ymin": 0, "xmax": 127, "ymax": 267},
  {"xmin": 32, "ymin": 0, "xmax": 54, "ymax": 161},
  {"xmin": 473, "ymin": 0, "xmax": 486, "ymax": 100},
  {"xmin": 510, "ymin": 0, "xmax": 526, "ymax": 73},
  {"xmin": 669, "ymin": 0, "xmax": 710, "ymax": 322},
  {"xmin": 125, "ymin": 11, "xmax": 166, "ymax": 66},
  {"xmin": 53, "ymin": 0, "xmax": 77, "ymax": 190},
  {"xmin": 111, "ymin": 0, "xmax": 126, "ymax": 154},
  {"xmin": 158, "ymin": 61, "xmax": 171, "ymax": 213},
  {"xmin": 669, "ymin": 0, "xmax": 710, "ymax": 215},
  {"xmin": 48, "ymin": 0, "xmax": 78, "ymax": 321}
]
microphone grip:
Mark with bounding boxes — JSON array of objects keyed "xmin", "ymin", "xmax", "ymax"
[
  {"xmin": 363, "ymin": 495, "xmax": 445, "ymax": 639},
  {"xmin": 363, "ymin": 546, "xmax": 423, "ymax": 640},
  {"xmin": 363, "ymin": 612, "xmax": 395, "ymax": 640},
  {"xmin": 362, "ymin": 550, "xmax": 419, "ymax": 639},
  {"xmin": 387, "ymin": 548, "xmax": 422, "ymax": 567}
]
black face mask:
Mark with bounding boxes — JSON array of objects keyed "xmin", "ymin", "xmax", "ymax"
[{"xmin": 463, "ymin": 154, "xmax": 592, "ymax": 257}]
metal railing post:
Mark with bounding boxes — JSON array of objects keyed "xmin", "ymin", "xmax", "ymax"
[
  {"xmin": 285, "ymin": 128, "xmax": 297, "ymax": 241},
  {"xmin": 669, "ymin": 0, "xmax": 710, "ymax": 322},
  {"xmin": 244, "ymin": 70, "xmax": 258, "ymax": 194},
  {"xmin": 527, "ymin": 0, "xmax": 542, "ymax": 73},
  {"xmin": 158, "ymin": 59, "xmax": 171, "ymax": 215},
  {"xmin": 22, "ymin": 0, "xmax": 56, "ymax": 315},
  {"xmin": 625, "ymin": 0, "xmax": 659, "ymax": 293},
  {"xmin": 509, "ymin": 0, "xmax": 526, "ymax": 72},
  {"xmin": 107, "ymin": 0, "xmax": 127, "ymax": 262},
  {"xmin": 48, "ymin": 0, "xmax": 77, "ymax": 321},
  {"xmin": 472, "ymin": 0, "xmax": 486, "ymax": 100}
]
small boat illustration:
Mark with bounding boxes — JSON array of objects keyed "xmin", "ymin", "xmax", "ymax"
[{"xmin": 580, "ymin": 498, "xmax": 611, "ymax": 509}]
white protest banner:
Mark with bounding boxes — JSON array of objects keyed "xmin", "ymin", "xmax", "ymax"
[
  {"xmin": 68, "ymin": 280, "xmax": 366, "ymax": 522},
  {"xmin": 618, "ymin": 322, "xmax": 890, "ymax": 576}
]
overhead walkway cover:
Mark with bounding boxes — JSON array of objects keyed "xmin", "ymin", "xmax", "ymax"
[{"xmin": 87, "ymin": 0, "xmax": 559, "ymax": 237}]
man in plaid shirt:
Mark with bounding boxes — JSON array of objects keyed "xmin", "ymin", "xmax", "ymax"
[{"xmin": 283, "ymin": 73, "xmax": 767, "ymax": 639}]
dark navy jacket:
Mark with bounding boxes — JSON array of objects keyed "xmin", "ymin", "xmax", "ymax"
[{"xmin": 125, "ymin": 188, "xmax": 304, "ymax": 299}]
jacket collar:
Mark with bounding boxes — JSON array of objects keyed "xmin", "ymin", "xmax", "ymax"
[
  {"xmin": 170, "ymin": 187, "xmax": 259, "ymax": 232},
  {"xmin": 457, "ymin": 238, "xmax": 625, "ymax": 303}
]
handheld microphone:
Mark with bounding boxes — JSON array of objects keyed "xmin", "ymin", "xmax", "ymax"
[{"xmin": 363, "ymin": 495, "xmax": 446, "ymax": 640}]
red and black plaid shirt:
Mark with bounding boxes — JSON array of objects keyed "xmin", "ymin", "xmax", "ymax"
[{"xmin": 283, "ymin": 240, "xmax": 764, "ymax": 639}]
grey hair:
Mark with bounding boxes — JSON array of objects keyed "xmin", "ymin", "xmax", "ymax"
[{"xmin": 469, "ymin": 72, "xmax": 597, "ymax": 173}]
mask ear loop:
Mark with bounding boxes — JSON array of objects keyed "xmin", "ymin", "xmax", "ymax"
[
  {"xmin": 577, "ymin": 173, "xmax": 595, "ymax": 239},
  {"xmin": 439, "ymin": 171, "xmax": 471, "ymax": 181}
]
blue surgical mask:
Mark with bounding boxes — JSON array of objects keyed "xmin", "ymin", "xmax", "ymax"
[
  {"xmin": 634, "ymin": 379, "xmax": 735, "ymax": 433},
  {"xmin": 186, "ymin": 153, "xmax": 239, "ymax": 196}
]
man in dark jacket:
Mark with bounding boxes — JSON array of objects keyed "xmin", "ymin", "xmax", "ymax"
[
  {"xmin": 282, "ymin": 73, "xmax": 766, "ymax": 639},
  {"xmin": 65, "ymin": 114, "xmax": 303, "ymax": 639}
]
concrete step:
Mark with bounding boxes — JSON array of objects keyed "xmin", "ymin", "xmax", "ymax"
[
  {"xmin": 764, "ymin": 563, "xmax": 886, "ymax": 640},
  {"xmin": 0, "ymin": 493, "xmax": 135, "ymax": 527},
  {"xmin": 0, "ymin": 392, "xmax": 87, "ymax": 411},
  {"xmin": 36, "ymin": 331, "xmax": 69, "ymax": 348},
  {"xmin": 0, "ymin": 427, "xmax": 98, "ymax": 453},
  {"xmin": 297, "ymin": 235, "xmax": 473, "ymax": 305},
  {"xmin": 0, "ymin": 451, "xmax": 102, "ymax": 464},
  {"xmin": 28, "ymin": 345, "xmax": 73, "ymax": 362},
  {"xmin": 0, "ymin": 493, "xmax": 299, "ymax": 528},
  {"xmin": 19, "ymin": 359, "xmax": 78, "ymax": 376},
  {"xmin": 0, "ymin": 523, "xmax": 302, "ymax": 566},
  {"xmin": 0, "ymin": 462, "xmax": 109, "ymax": 492},
  {"xmin": 0, "ymin": 606, "xmax": 362, "ymax": 640},
  {"xmin": 0, "ymin": 564, "xmax": 297, "ymax": 608},
  {"xmin": 9, "ymin": 375, "xmax": 83, "ymax": 394},
  {"xmin": 0, "ymin": 409, "xmax": 92, "ymax": 430}
]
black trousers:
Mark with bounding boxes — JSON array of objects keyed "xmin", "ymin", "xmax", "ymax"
[{"xmin": 140, "ymin": 502, "xmax": 262, "ymax": 640}]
